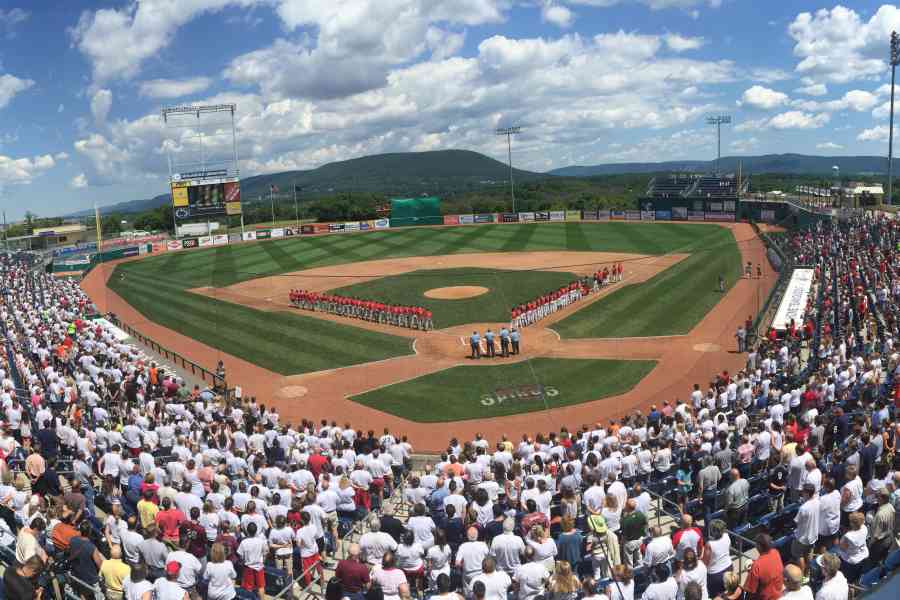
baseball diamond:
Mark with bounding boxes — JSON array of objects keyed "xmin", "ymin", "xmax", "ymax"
[{"xmin": 84, "ymin": 219, "xmax": 772, "ymax": 445}]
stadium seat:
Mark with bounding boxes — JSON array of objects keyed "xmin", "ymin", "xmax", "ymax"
[{"xmin": 859, "ymin": 566, "xmax": 883, "ymax": 589}]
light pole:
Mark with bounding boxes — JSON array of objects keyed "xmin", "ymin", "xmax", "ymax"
[
  {"xmin": 496, "ymin": 126, "xmax": 521, "ymax": 213},
  {"xmin": 706, "ymin": 115, "xmax": 732, "ymax": 174},
  {"xmin": 293, "ymin": 183, "xmax": 301, "ymax": 229},
  {"xmin": 888, "ymin": 31, "xmax": 899, "ymax": 206}
]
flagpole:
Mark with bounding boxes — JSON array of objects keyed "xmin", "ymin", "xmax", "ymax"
[
  {"xmin": 270, "ymin": 185, "xmax": 275, "ymax": 226},
  {"xmin": 293, "ymin": 182, "xmax": 300, "ymax": 230}
]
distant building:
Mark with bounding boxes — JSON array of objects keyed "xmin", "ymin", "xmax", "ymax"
[{"xmin": 6, "ymin": 223, "xmax": 90, "ymax": 251}]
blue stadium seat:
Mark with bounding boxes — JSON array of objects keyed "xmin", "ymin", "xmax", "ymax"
[{"xmin": 859, "ymin": 566, "xmax": 883, "ymax": 589}]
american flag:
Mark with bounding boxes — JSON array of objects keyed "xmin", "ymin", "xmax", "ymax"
[{"xmin": 270, "ymin": 184, "xmax": 278, "ymax": 193}]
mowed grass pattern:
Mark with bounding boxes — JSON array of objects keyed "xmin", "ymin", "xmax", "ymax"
[
  {"xmin": 350, "ymin": 358, "xmax": 657, "ymax": 421},
  {"xmin": 332, "ymin": 267, "xmax": 581, "ymax": 328},
  {"xmin": 108, "ymin": 222, "xmax": 740, "ymax": 374}
]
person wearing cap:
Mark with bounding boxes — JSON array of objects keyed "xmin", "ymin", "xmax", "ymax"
[{"xmin": 154, "ymin": 561, "xmax": 190, "ymax": 600}]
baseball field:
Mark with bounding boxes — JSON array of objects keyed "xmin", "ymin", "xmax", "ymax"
[{"xmin": 101, "ymin": 221, "xmax": 748, "ymax": 425}]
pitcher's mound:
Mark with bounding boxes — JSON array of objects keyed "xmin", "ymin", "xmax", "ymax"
[{"xmin": 424, "ymin": 286, "xmax": 490, "ymax": 299}]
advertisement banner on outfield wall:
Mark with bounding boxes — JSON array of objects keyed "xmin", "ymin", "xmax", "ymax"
[
  {"xmin": 458, "ymin": 214, "xmax": 475, "ymax": 224},
  {"xmin": 242, "ymin": 231, "xmax": 258, "ymax": 241},
  {"xmin": 549, "ymin": 211, "xmax": 565, "ymax": 221},
  {"xmin": 534, "ymin": 211, "xmax": 551, "ymax": 221},
  {"xmin": 328, "ymin": 223, "xmax": 346, "ymax": 233},
  {"xmin": 565, "ymin": 210, "xmax": 581, "ymax": 221},
  {"xmin": 213, "ymin": 234, "xmax": 229, "ymax": 245},
  {"xmin": 443, "ymin": 215, "xmax": 460, "ymax": 225},
  {"xmin": 625, "ymin": 210, "xmax": 641, "ymax": 220},
  {"xmin": 271, "ymin": 228, "xmax": 285, "ymax": 238},
  {"xmin": 704, "ymin": 213, "xmax": 735, "ymax": 222},
  {"xmin": 198, "ymin": 236, "xmax": 214, "ymax": 247},
  {"xmin": 182, "ymin": 238, "xmax": 199, "ymax": 249},
  {"xmin": 501, "ymin": 213, "xmax": 518, "ymax": 223},
  {"xmin": 284, "ymin": 227, "xmax": 295, "ymax": 236},
  {"xmin": 313, "ymin": 223, "xmax": 329, "ymax": 233},
  {"xmin": 375, "ymin": 218, "xmax": 390, "ymax": 229},
  {"xmin": 167, "ymin": 240, "xmax": 183, "ymax": 251},
  {"xmin": 359, "ymin": 222, "xmax": 371, "ymax": 231},
  {"xmin": 138, "ymin": 244, "xmax": 148, "ymax": 255},
  {"xmin": 474, "ymin": 214, "xmax": 494, "ymax": 223},
  {"xmin": 151, "ymin": 242, "xmax": 168, "ymax": 253},
  {"xmin": 300, "ymin": 225, "xmax": 315, "ymax": 234},
  {"xmin": 641, "ymin": 211, "xmax": 655, "ymax": 221},
  {"xmin": 345, "ymin": 222, "xmax": 360, "ymax": 231},
  {"xmin": 655, "ymin": 210, "xmax": 672, "ymax": 221},
  {"xmin": 122, "ymin": 246, "xmax": 140, "ymax": 258},
  {"xmin": 518, "ymin": 212, "xmax": 535, "ymax": 222},
  {"xmin": 256, "ymin": 229, "xmax": 272, "ymax": 239},
  {"xmin": 598, "ymin": 210, "xmax": 610, "ymax": 220},
  {"xmin": 671, "ymin": 207, "xmax": 688, "ymax": 221},
  {"xmin": 609, "ymin": 211, "xmax": 624, "ymax": 220},
  {"xmin": 688, "ymin": 210, "xmax": 705, "ymax": 221},
  {"xmin": 581, "ymin": 210, "xmax": 599, "ymax": 221},
  {"xmin": 708, "ymin": 202, "xmax": 723, "ymax": 212},
  {"xmin": 229, "ymin": 233, "xmax": 242, "ymax": 243}
]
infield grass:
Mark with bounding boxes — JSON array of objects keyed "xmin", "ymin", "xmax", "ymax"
[
  {"xmin": 332, "ymin": 267, "xmax": 580, "ymax": 328},
  {"xmin": 107, "ymin": 222, "xmax": 740, "ymax": 374},
  {"xmin": 350, "ymin": 357, "xmax": 656, "ymax": 421}
]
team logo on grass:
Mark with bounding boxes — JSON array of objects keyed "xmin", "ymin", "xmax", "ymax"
[{"xmin": 481, "ymin": 384, "xmax": 559, "ymax": 406}]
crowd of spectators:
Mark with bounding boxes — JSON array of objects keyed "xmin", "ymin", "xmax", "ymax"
[{"xmin": 1, "ymin": 214, "xmax": 900, "ymax": 600}]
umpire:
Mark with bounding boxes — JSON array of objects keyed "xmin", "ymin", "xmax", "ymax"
[
  {"xmin": 510, "ymin": 328, "xmax": 521, "ymax": 355},
  {"xmin": 470, "ymin": 331, "xmax": 481, "ymax": 359}
]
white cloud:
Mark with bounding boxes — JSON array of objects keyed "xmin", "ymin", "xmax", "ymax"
[
  {"xmin": 425, "ymin": 28, "xmax": 466, "ymax": 61},
  {"xmin": 542, "ymin": 3, "xmax": 574, "ymax": 28},
  {"xmin": 664, "ymin": 33, "xmax": 704, "ymax": 52},
  {"xmin": 0, "ymin": 8, "xmax": 28, "ymax": 37},
  {"xmin": 566, "ymin": 0, "xmax": 721, "ymax": 10},
  {"xmin": 795, "ymin": 82, "xmax": 827, "ymax": 96},
  {"xmin": 90, "ymin": 89, "xmax": 112, "ymax": 125},
  {"xmin": 54, "ymin": 152, "xmax": 70, "ymax": 161},
  {"xmin": 139, "ymin": 77, "xmax": 213, "ymax": 98},
  {"xmin": 791, "ymin": 90, "xmax": 879, "ymax": 113},
  {"xmin": 740, "ymin": 85, "xmax": 788, "ymax": 110},
  {"xmin": 0, "ymin": 74, "xmax": 34, "ymax": 109},
  {"xmin": 749, "ymin": 68, "xmax": 791, "ymax": 83},
  {"xmin": 816, "ymin": 141, "xmax": 843, "ymax": 150},
  {"xmin": 57, "ymin": 104, "xmax": 65, "ymax": 113},
  {"xmin": 70, "ymin": 173, "xmax": 88, "ymax": 188},
  {"xmin": 0, "ymin": 153, "xmax": 56, "ymax": 185},
  {"xmin": 788, "ymin": 5, "xmax": 900, "ymax": 84},
  {"xmin": 767, "ymin": 110, "xmax": 829, "ymax": 130},
  {"xmin": 730, "ymin": 137, "xmax": 759, "ymax": 153}
]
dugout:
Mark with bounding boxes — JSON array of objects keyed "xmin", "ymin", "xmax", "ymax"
[{"xmin": 390, "ymin": 197, "xmax": 443, "ymax": 227}]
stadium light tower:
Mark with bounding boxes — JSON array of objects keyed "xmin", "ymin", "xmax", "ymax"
[
  {"xmin": 706, "ymin": 115, "xmax": 732, "ymax": 174},
  {"xmin": 887, "ymin": 31, "xmax": 900, "ymax": 206},
  {"xmin": 496, "ymin": 126, "xmax": 522, "ymax": 212}
]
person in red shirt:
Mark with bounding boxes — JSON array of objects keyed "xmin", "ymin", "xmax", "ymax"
[
  {"xmin": 154, "ymin": 497, "xmax": 185, "ymax": 543},
  {"xmin": 307, "ymin": 448, "xmax": 329, "ymax": 482},
  {"xmin": 744, "ymin": 534, "xmax": 784, "ymax": 600}
]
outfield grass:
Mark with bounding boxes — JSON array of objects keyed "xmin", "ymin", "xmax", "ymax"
[
  {"xmin": 332, "ymin": 267, "xmax": 580, "ymax": 328},
  {"xmin": 350, "ymin": 358, "xmax": 656, "ymax": 421},
  {"xmin": 108, "ymin": 222, "xmax": 740, "ymax": 374}
]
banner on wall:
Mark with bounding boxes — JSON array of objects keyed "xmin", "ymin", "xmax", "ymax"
[
  {"xmin": 313, "ymin": 223, "xmax": 330, "ymax": 233},
  {"xmin": 198, "ymin": 236, "xmax": 214, "ymax": 247},
  {"xmin": 300, "ymin": 225, "xmax": 315, "ymax": 234},
  {"xmin": 641, "ymin": 211, "xmax": 655, "ymax": 221},
  {"xmin": 598, "ymin": 210, "xmax": 610, "ymax": 220},
  {"xmin": 358, "ymin": 221, "xmax": 371, "ymax": 231},
  {"xmin": 271, "ymin": 228, "xmax": 285, "ymax": 238},
  {"xmin": 474, "ymin": 214, "xmax": 494, "ymax": 223},
  {"xmin": 688, "ymin": 210, "xmax": 705, "ymax": 221},
  {"xmin": 581, "ymin": 210, "xmax": 599, "ymax": 221},
  {"xmin": 534, "ymin": 211, "xmax": 551, "ymax": 221},
  {"xmin": 772, "ymin": 269, "xmax": 814, "ymax": 331},
  {"xmin": 213, "ymin": 234, "xmax": 229, "ymax": 245},
  {"xmin": 655, "ymin": 210, "xmax": 672, "ymax": 221},
  {"xmin": 625, "ymin": 210, "xmax": 641, "ymax": 220},
  {"xmin": 138, "ymin": 244, "xmax": 149, "ymax": 255},
  {"xmin": 518, "ymin": 212, "xmax": 535, "ymax": 222},
  {"xmin": 328, "ymin": 223, "xmax": 346, "ymax": 233},
  {"xmin": 284, "ymin": 227, "xmax": 296, "ymax": 236},
  {"xmin": 443, "ymin": 215, "xmax": 460, "ymax": 225},
  {"xmin": 345, "ymin": 222, "xmax": 360, "ymax": 231},
  {"xmin": 565, "ymin": 210, "xmax": 581, "ymax": 221},
  {"xmin": 671, "ymin": 207, "xmax": 688, "ymax": 221},
  {"xmin": 458, "ymin": 214, "xmax": 475, "ymax": 224},
  {"xmin": 229, "ymin": 233, "xmax": 242, "ymax": 243},
  {"xmin": 704, "ymin": 213, "xmax": 735, "ymax": 222},
  {"xmin": 167, "ymin": 240, "xmax": 183, "ymax": 251},
  {"xmin": 501, "ymin": 213, "xmax": 518, "ymax": 223},
  {"xmin": 256, "ymin": 229, "xmax": 272, "ymax": 239},
  {"xmin": 610, "ymin": 210, "xmax": 625, "ymax": 220},
  {"xmin": 549, "ymin": 210, "xmax": 565, "ymax": 221},
  {"xmin": 375, "ymin": 218, "xmax": 390, "ymax": 228},
  {"xmin": 708, "ymin": 202, "xmax": 723, "ymax": 212},
  {"xmin": 151, "ymin": 242, "xmax": 168, "ymax": 253},
  {"xmin": 242, "ymin": 231, "xmax": 258, "ymax": 241}
]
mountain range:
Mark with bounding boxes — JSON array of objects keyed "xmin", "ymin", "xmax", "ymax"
[{"xmin": 68, "ymin": 150, "xmax": 896, "ymax": 217}]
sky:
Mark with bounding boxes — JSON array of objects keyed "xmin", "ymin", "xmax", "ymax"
[{"xmin": 3, "ymin": 1, "xmax": 900, "ymax": 219}]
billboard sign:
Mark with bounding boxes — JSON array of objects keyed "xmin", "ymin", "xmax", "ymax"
[
  {"xmin": 271, "ymin": 228, "xmax": 285, "ymax": 238},
  {"xmin": 458, "ymin": 214, "xmax": 475, "ymax": 224},
  {"xmin": 328, "ymin": 223, "xmax": 346, "ymax": 232},
  {"xmin": 501, "ymin": 213, "xmax": 518, "ymax": 223},
  {"xmin": 565, "ymin": 210, "xmax": 581, "ymax": 221},
  {"xmin": 375, "ymin": 218, "xmax": 390, "ymax": 229},
  {"xmin": 443, "ymin": 215, "xmax": 460, "ymax": 225},
  {"xmin": 213, "ymin": 234, "xmax": 229, "ymax": 245},
  {"xmin": 256, "ymin": 229, "xmax": 271, "ymax": 239},
  {"xmin": 655, "ymin": 210, "xmax": 672, "ymax": 221},
  {"xmin": 172, "ymin": 176, "xmax": 242, "ymax": 222},
  {"xmin": 625, "ymin": 210, "xmax": 641, "ymax": 220},
  {"xmin": 688, "ymin": 210, "xmax": 705, "ymax": 221},
  {"xmin": 640, "ymin": 211, "xmax": 655, "ymax": 221},
  {"xmin": 474, "ymin": 214, "xmax": 495, "ymax": 223},
  {"xmin": 166, "ymin": 240, "xmax": 182, "ymax": 251},
  {"xmin": 181, "ymin": 238, "xmax": 199, "ymax": 249},
  {"xmin": 534, "ymin": 211, "xmax": 551, "ymax": 221},
  {"xmin": 597, "ymin": 210, "xmax": 610, "ymax": 220},
  {"xmin": 549, "ymin": 210, "xmax": 565, "ymax": 221},
  {"xmin": 581, "ymin": 210, "xmax": 599, "ymax": 221},
  {"xmin": 672, "ymin": 207, "xmax": 688, "ymax": 220},
  {"xmin": 242, "ymin": 231, "xmax": 257, "ymax": 241}
]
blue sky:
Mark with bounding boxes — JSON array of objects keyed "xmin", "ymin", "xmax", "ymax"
[{"xmin": 2, "ymin": 1, "xmax": 900, "ymax": 219}]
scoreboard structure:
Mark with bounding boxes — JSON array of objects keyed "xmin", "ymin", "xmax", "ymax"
[{"xmin": 162, "ymin": 104, "xmax": 242, "ymax": 230}]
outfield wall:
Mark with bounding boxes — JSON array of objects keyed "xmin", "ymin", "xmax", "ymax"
[{"xmin": 66, "ymin": 206, "xmax": 768, "ymax": 268}]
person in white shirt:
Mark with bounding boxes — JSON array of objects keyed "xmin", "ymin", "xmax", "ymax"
[
  {"xmin": 792, "ymin": 484, "xmax": 819, "ymax": 574},
  {"xmin": 675, "ymin": 549, "xmax": 707, "ymax": 600},
  {"xmin": 642, "ymin": 564, "xmax": 678, "ymax": 600},
  {"xmin": 457, "ymin": 527, "xmax": 490, "ymax": 594},
  {"xmin": 359, "ymin": 516, "xmax": 398, "ymax": 566},
  {"xmin": 472, "ymin": 557, "xmax": 512, "ymax": 600},
  {"xmin": 782, "ymin": 564, "xmax": 814, "ymax": 600},
  {"xmin": 815, "ymin": 553, "xmax": 848, "ymax": 600},
  {"xmin": 818, "ymin": 477, "xmax": 842, "ymax": 550},
  {"xmin": 490, "ymin": 518, "xmax": 525, "ymax": 575},
  {"xmin": 513, "ymin": 546, "xmax": 550, "ymax": 600},
  {"xmin": 835, "ymin": 512, "xmax": 868, "ymax": 581}
]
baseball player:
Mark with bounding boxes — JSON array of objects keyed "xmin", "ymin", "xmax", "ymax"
[{"xmin": 423, "ymin": 309, "xmax": 433, "ymax": 330}]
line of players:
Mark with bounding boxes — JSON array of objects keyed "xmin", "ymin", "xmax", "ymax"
[
  {"xmin": 511, "ymin": 262, "xmax": 624, "ymax": 328},
  {"xmin": 288, "ymin": 289, "xmax": 434, "ymax": 330}
]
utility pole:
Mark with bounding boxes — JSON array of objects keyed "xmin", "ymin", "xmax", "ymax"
[
  {"xmin": 496, "ymin": 126, "xmax": 522, "ymax": 213},
  {"xmin": 706, "ymin": 115, "xmax": 732, "ymax": 174},
  {"xmin": 888, "ymin": 31, "xmax": 899, "ymax": 206},
  {"xmin": 293, "ymin": 183, "xmax": 301, "ymax": 229}
]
